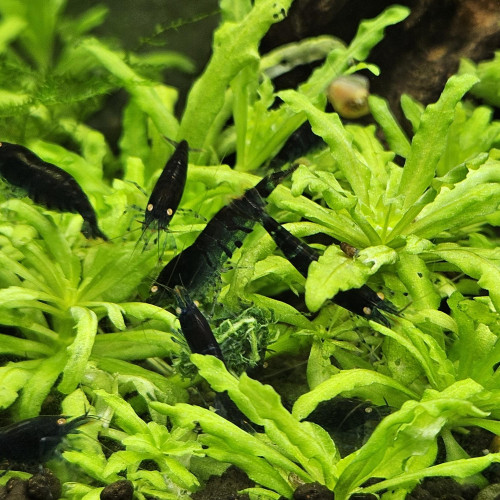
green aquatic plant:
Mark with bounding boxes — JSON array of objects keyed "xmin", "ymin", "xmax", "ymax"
[
  {"xmin": 0, "ymin": 0, "xmax": 193, "ymax": 145},
  {"xmin": 152, "ymin": 355, "xmax": 500, "ymax": 500},
  {"xmin": 1, "ymin": 0, "xmax": 500, "ymax": 499},
  {"xmin": 459, "ymin": 50, "xmax": 500, "ymax": 107}
]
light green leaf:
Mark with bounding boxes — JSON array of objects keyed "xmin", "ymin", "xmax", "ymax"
[
  {"xmin": 1, "ymin": 199, "xmax": 79, "ymax": 282},
  {"xmin": 362, "ymin": 454, "xmax": 500, "ymax": 495},
  {"xmin": 18, "ymin": 351, "xmax": 67, "ymax": 418},
  {"xmin": 59, "ymin": 307, "xmax": 98, "ymax": 394},
  {"xmin": 92, "ymin": 330, "xmax": 181, "ymax": 360},
  {"xmin": 192, "ymin": 354, "xmax": 338, "ymax": 487},
  {"xmin": 459, "ymin": 53, "xmax": 500, "ymax": 107},
  {"xmin": 432, "ymin": 244, "xmax": 500, "ymax": 312},
  {"xmin": 279, "ymin": 90, "xmax": 371, "ymax": 204},
  {"xmin": 371, "ymin": 318, "xmax": 455, "ymax": 390},
  {"xmin": 152, "ymin": 401, "xmax": 300, "ymax": 496},
  {"xmin": 0, "ymin": 333, "xmax": 52, "ymax": 357},
  {"xmin": 293, "ymin": 369, "xmax": 418, "ymax": 421},
  {"xmin": 81, "ymin": 38, "xmax": 178, "ymax": 139},
  {"xmin": 335, "ymin": 388, "xmax": 487, "ymax": 499},
  {"xmin": 405, "ymin": 161, "xmax": 500, "ymax": 239},
  {"xmin": 63, "ymin": 450, "xmax": 118, "ymax": 483},
  {"xmin": 369, "ymin": 94, "xmax": 411, "ymax": 158},
  {"xmin": 260, "ymin": 36, "xmax": 344, "ymax": 80},
  {"xmin": 179, "ymin": 0, "xmax": 293, "ymax": 155},
  {"xmin": 400, "ymin": 93, "xmax": 424, "ymax": 132},
  {"xmin": 301, "ymin": 6, "xmax": 410, "ymax": 97},
  {"xmin": 0, "ymin": 363, "xmax": 35, "ymax": 409},
  {"xmin": 398, "ymin": 74, "xmax": 479, "ymax": 210},
  {"xmin": 305, "ymin": 245, "xmax": 396, "ymax": 312},
  {"xmin": 396, "ymin": 253, "xmax": 440, "ymax": 310},
  {"xmin": 0, "ymin": 15, "xmax": 26, "ymax": 52},
  {"xmin": 94, "ymin": 389, "xmax": 149, "ymax": 435}
]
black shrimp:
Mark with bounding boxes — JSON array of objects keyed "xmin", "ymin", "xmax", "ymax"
[
  {"xmin": 0, "ymin": 414, "xmax": 94, "ymax": 469},
  {"xmin": 149, "ymin": 166, "xmax": 297, "ymax": 305},
  {"xmin": 173, "ymin": 285, "xmax": 224, "ymax": 360},
  {"xmin": 0, "ymin": 142, "xmax": 107, "ymax": 240},
  {"xmin": 143, "ymin": 139, "xmax": 188, "ymax": 233},
  {"xmin": 256, "ymin": 208, "xmax": 398, "ymax": 326}
]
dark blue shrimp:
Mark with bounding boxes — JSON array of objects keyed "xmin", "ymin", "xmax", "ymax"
[
  {"xmin": 173, "ymin": 286, "xmax": 255, "ymax": 429},
  {"xmin": 173, "ymin": 285, "xmax": 224, "ymax": 360},
  {"xmin": 148, "ymin": 166, "xmax": 297, "ymax": 305},
  {"xmin": 0, "ymin": 142, "xmax": 107, "ymax": 240},
  {"xmin": 143, "ymin": 140, "xmax": 188, "ymax": 233},
  {"xmin": 0, "ymin": 414, "xmax": 94, "ymax": 470},
  {"xmin": 256, "ymin": 209, "xmax": 398, "ymax": 326}
]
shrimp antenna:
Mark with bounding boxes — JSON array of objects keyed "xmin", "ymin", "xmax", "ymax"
[{"xmin": 163, "ymin": 136, "xmax": 204, "ymax": 153}]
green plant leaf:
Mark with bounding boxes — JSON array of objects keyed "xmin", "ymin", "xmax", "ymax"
[
  {"xmin": 81, "ymin": 38, "xmax": 179, "ymax": 139},
  {"xmin": 91, "ymin": 329, "xmax": 181, "ymax": 360},
  {"xmin": 0, "ymin": 362, "xmax": 35, "ymax": 409},
  {"xmin": 293, "ymin": 369, "xmax": 419, "ymax": 421},
  {"xmin": 301, "ymin": 5, "xmax": 410, "ymax": 97},
  {"xmin": 397, "ymin": 74, "xmax": 479, "ymax": 210},
  {"xmin": 279, "ymin": 90, "xmax": 371, "ymax": 204},
  {"xmin": 59, "ymin": 306, "xmax": 98, "ymax": 394},
  {"xmin": 362, "ymin": 454, "xmax": 500, "ymax": 495},
  {"xmin": 0, "ymin": 333, "xmax": 52, "ymax": 357},
  {"xmin": 18, "ymin": 350, "xmax": 67, "ymax": 418},
  {"xmin": 152, "ymin": 401, "xmax": 298, "ymax": 497},
  {"xmin": 431, "ymin": 244, "xmax": 500, "ymax": 312},
  {"xmin": 305, "ymin": 245, "xmax": 397, "ymax": 312},
  {"xmin": 95, "ymin": 389, "xmax": 149, "ymax": 435},
  {"xmin": 192, "ymin": 354, "xmax": 338, "ymax": 487},
  {"xmin": 404, "ymin": 161, "xmax": 500, "ymax": 239},
  {"xmin": 459, "ymin": 52, "xmax": 500, "ymax": 107},
  {"xmin": 371, "ymin": 318, "xmax": 455, "ymax": 391},
  {"xmin": 396, "ymin": 253, "xmax": 440, "ymax": 310},
  {"xmin": 179, "ymin": 0, "xmax": 293, "ymax": 155},
  {"xmin": 369, "ymin": 94, "xmax": 411, "ymax": 158},
  {"xmin": 334, "ymin": 381, "xmax": 488, "ymax": 499}
]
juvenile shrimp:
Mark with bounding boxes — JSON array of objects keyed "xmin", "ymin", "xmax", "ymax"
[
  {"xmin": 0, "ymin": 414, "xmax": 95, "ymax": 471},
  {"xmin": 143, "ymin": 139, "xmax": 188, "ymax": 234},
  {"xmin": 148, "ymin": 165, "xmax": 298, "ymax": 305},
  {"xmin": 256, "ymin": 208, "xmax": 398, "ymax": 326},
  {"xmin": 0, "ymin": 142, "xmax": 107, "ymax": 240}
]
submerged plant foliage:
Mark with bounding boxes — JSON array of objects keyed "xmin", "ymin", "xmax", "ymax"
[{"xmin": 1, "ymin": 0, "xmax": 500, "ymax": 499}]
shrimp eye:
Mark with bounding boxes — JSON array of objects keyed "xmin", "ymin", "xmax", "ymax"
[
  {"xmin": 147, "ymin": 203, "xmax": 154, "ymax": 212},
  {"xmin": 166, "ymin": 208, "xmax": 173, "ymax": 216},
  {"xmin": 377, "ymin": 292, "xmax": 385, "ymax": 301},
  {"xmin": 150, "ymin": 285, "xmax": 159, "ymax": 293},
  {"xmin": 363, "ymin": 306, "xmax": 372, "ymax": 316},
  {"xmin": 57, "ymin": 417, "xmax": 67, "ymax": 426}
]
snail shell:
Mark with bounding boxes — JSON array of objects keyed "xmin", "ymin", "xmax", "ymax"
[{"xmin": 327, "ymin": 74, "xmax": 370, "ymax": 119}]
